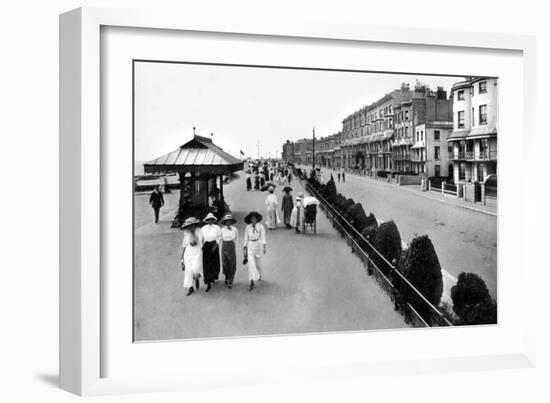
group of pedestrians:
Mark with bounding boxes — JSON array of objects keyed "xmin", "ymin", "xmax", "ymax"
[
  {"xmin": 245, "ymin": 161, "xmax": 292, "ymax": 192},
  {"xmin": 264, "ymin": 184, "xmax": 308, "ymax": 234},
  {"xmin": 179, "ymin": 210, "xmax": 268, "ymax": 295},
  {"xmin": 336, "ymin": 169, "xmax": 346, "ymax": 183}
]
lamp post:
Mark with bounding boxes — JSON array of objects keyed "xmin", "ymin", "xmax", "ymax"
[{"xmin": 312, "ymin": 127, "xmax": 316, "ymax": 171}]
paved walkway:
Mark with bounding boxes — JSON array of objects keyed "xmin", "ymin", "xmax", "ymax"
[
  {"xmin": 133, "ymin": 171, "xmax": 408, "ymax": 341},
  {"xmin": 297, "ymin": 165, "xmax": 497, "ymax": 298}
]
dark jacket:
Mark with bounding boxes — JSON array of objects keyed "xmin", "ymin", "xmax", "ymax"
[{"xmin": 149, "ymin": 190, "xmax": 164, "ymax": 209}]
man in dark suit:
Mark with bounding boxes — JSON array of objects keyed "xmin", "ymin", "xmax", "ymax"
[{"xmin": 149, "ymin": 185, "xmax": 164, "ymax": 224}]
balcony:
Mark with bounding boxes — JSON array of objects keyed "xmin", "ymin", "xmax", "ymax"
[
  {"xmin": 410, "ymin": 155, "xmax": 426, "ymax": 163},
  {"xmin": 393, "ymin": 154, "xmax": 411, "ymax": 161},
  {"xmin": 451, "ymin": 150, "xmax": 497, "ymax": 161}
]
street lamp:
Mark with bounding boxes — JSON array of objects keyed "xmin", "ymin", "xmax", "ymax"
[{"xmin": 312, "ymin": 126, "xmax": 316, "ymax": 171}]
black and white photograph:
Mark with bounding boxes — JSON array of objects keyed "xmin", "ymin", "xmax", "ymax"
[{"xmin": 133, "ymin": 61, "xmax": 498, "ymax": 342}]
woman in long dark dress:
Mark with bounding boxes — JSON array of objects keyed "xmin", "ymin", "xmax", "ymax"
[
  {"xmin": 246, "ymin": 172, "xmax": 252, "ymax": 191},
  {"xmin": 201, "ymin": 212, "xmax": 221, "ymax": 292},
  {"xmin": 281, "ymin": 186, "xmax": 294, "ymax": 229},
  {"xmin": 220, "ymin": 214, "xmax": 239, "ymax": 288}
]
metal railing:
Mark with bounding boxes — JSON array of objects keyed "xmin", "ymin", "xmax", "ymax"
[
  {"xmin": 299, "ymin": 174, "xmax": 453, "ymax": 327},
  {"xmin": 452, "ymin": 150, "xmax": 497, "ymax": 161}
]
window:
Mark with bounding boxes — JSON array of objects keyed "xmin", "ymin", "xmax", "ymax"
[
  {"xmin": 458, "ymin": 111, "xmax": 465, "ymax": 128},
  {"xmin": 479, "ymin": 104, "xmax": 488, "ymax": 125},
  {"xmin": 434, "ymin": 146, "xmax": 440, "ymax": 160},
  {"xmin": 472, "ymin": 107, "xmax": 475, "ymax": 126},
  {"xmin": 405, "ymin": 110, "xmax": 409, "ymax": 120},
  {"xmin": 434, "ymin": 165, "xmax": 441, "ymax": 177},
  {"xmin": 434, "ymin": 130, "xmax": 440, "ymax": 141},
  {"xmin": 479, "ymin": 81, "xmax": 487, "ymax": 93},
  {"xmin": 459, "ymin": 163, "xmax": 466, "ymax": 180},
  {"xmin": 457, "ymin": 90, "xmax": 465, "ymax": 100}
]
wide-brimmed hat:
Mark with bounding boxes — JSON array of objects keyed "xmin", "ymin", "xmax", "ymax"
[
  {"xmin": 283, "ymin": 186, "xmax": 293, "ymax": 193},
  {"xmin": 220, "ymin": 214, "xmax": 237, "ymax": 225},
  {"xmin": 244, "ymin": 211, "xmax": 263, "ymax": 224},
  {"xmin": 297, "ymin": 192, "xmax": 305, "ymax": 199},
  {"xmin": 181, "ymin": 217, "xmax": 201, "ymax": 229},
  {"xmin": 203, "ymin": 212, "xmax": 217, "ymax": 223}
]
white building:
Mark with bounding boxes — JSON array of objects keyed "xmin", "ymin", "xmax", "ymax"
[
  {"xmin": 447, "ymin": 77, "xmax": 498, "ymax": 183},
  {"xmin": 412, "ymin": 121, "xmax": 453, "ymax": 177}
]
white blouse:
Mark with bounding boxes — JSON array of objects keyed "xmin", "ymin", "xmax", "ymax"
[
  {"xmin": 265, "ymin": 194, "xmax": 278, "ymax": 208},
  {"xmin": 182, "ymin": 229, "xmax": 203, "ymax": 249},
  {"xmin": 221, "ymin": 226, "xmax": 239, "ymax": 243},
  {"xmin": 201, "ymin": 224, "xmax": 222, "ymax": 243},
  {"xmin": 243, "ymin": 223, "xmax": 266, "ymax": 246}
]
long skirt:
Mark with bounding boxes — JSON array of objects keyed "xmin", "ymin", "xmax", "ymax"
[
  {"xmin": 246, "ymin": 177, "xmax": 252, "ymax": 191},
  {"xmin": 222, "ymin": 240, "xmax": 237, "ymax": 284},
  {"xmin": 283, "ymin": 205, "xmax": 292, "ymax": 225},
  {"xmin": 246, "ymin": 240, "xmax": 262, "ymax": 281},
  {"xmin": 183, "ymin": 247, "xmax": 203, "ymax": 288},
  {"xmin": 290, "ymin": 206, "xmax": 304, "ymax": 228},
  {"xmin": 266, "ymin": 206, "xmax": 277, "ymax": 229},
  {"xmin": 202, "ymin": 241, "xmax": 220, "ymax": 284}
]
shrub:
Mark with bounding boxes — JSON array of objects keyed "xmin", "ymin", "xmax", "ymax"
[
  {"xmin": 345, "ymin": 203, "xmax": 370, "ymax": 234},
  {"xmin": 334, "ymin": 193, "xmax": 347, "ymax": 213},
  {"xmin": 360, "ymin": 213, "xmax": 379, "ymax": 270},
  {"xmin": 342, "ymin": 197, "xmax": 355, "ymax": 214},
  {"xmin": 372, "ymin": 220, "xmax": 402, "ymax": 270},
  {"xmin": 398, "ymin": 235, "xmax": 443, "ymax": 308},
  {"xmin": 325, "ymin": 177, "xmax": 338, "ymax": 204},
  {"xmin": 451, "ymin": 273, "xmax": 497, "ymax": 325}
]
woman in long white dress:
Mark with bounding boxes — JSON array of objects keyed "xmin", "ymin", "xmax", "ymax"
[
  {"xmin": 180, "ymin": 217, "xmax": 204, "ymax": 296},
  {"xmin": 243, "ymin": 211, "xmax": 267, "ymax": 291},
  {"xmin": 290, "ymin": 192, "xmax": 305, "ymax": 233},
  {"xmin": 264, "ymin": 186, "xmax": 279, "ymax": 229}
]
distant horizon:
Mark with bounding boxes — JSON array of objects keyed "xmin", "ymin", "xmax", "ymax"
[{"xmin": 134, "ymin": 62, "xmax": 461, "ymax": 163}]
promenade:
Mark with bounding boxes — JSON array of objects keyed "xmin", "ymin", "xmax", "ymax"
[{"xmin": 133, "ymin": 172, "xmax": 408, "ymax": 341}]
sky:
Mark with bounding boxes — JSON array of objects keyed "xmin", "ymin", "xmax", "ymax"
[{"xmin": 134, "ymin": 61, "xmax": 460, "ymax": 166}]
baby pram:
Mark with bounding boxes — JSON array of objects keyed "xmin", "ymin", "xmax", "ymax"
[{"xmin": 302, "ymin": 196, "xmax": 319, "ymax": 234}]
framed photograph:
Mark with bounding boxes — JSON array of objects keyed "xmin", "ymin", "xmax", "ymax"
[{"xmin": 60, "ymin": 7, "xmax": 537, "ymax": 396}]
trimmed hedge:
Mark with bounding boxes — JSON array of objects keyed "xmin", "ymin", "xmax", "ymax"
[
  {"xmin": 324, "ymin": 177, "xmax": 338, "ymax": 204},
  {"xmin": 451, "ymin": 273, "xmax": 497, "ymax": 325},
  {"xmin": 345, "ymin": 203, "xmax": 370, "ymax": 234},
  {"xmin": 373, "ymin": 220, "xmax": 402, "ymax": 270},
  {"xmin": 398, "ymin": 235, "xmax": 443, "ymax": 308}
]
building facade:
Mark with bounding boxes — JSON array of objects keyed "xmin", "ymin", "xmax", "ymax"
[
  {"xmin": 314, "ymin": 132, "xmax": 342, "ymax": 169},
  {"xmin": 412, "ymin": 122, "xmax": 453, "ymax": 177},
  {"xmin": 281, "ymin": 81, "xmax": 464, "ymax": 181},
  {"xmin": 282, "ymin": 140, "xmax": 295, "ymax": 163},
  {"xmin": 339, "ymin": 82, "xmax": 452, "ymax": 176},
  {"xmin": 447, "ymin": 77, "xmax": 498, "ymax": 183}
]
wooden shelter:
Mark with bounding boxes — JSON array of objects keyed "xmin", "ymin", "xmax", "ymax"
[{"xmin": 144, "ymin": 135, "xmax": 243, "ymax": 227}]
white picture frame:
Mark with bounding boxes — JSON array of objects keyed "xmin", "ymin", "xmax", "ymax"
[{"xmin": 60, "ymin": 6, "xmax": 537, "ymax": 396}]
